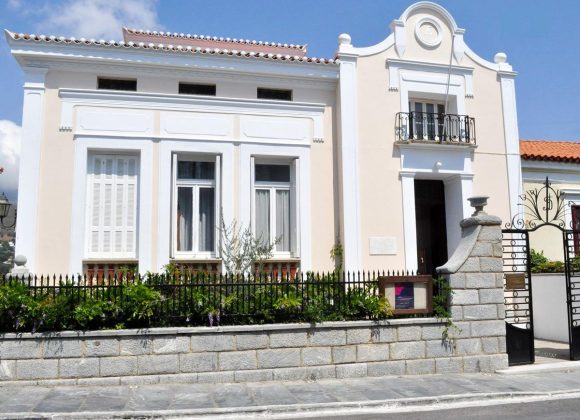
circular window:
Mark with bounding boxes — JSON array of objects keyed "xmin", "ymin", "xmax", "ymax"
[{"xmin": 415, "ymin": 18, "xmax": 443, "ymax": 48}]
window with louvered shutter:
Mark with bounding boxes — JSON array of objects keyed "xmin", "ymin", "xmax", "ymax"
[{"xmin": 86, "ymin": 154, "xmax": 138, "ymax": 259}]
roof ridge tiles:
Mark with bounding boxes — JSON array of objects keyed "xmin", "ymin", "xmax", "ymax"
[
  {"xmin": 5, "ymin": 30, "xmax": 337, "ymax": 65},
  {"xmin": 123, "ymin": 27, "xmax": 307, "ymax": 50}
]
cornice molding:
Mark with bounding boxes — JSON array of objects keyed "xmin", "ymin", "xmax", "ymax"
[
  {"xmin": 23, "ymin": 57, "xmax": 337, "ymax": 91},
  {"xmin": 10, "ymin": 41, "xmax": 339, "ymax": 84},
  {"xmin": 58, "ymin": 89, "xmax": 326, "ymax": 137},
  {"xmin": 521, "ymin": 159, "xmax": 580, "ymax": 174},
  {"xmin": 386, "ymin": 58, "xmax": 474, "ymax": 97}
]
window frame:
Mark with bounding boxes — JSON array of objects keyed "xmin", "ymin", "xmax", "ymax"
[
  {"xmin": 257, "ymin": 87, "xmax": 293, "ymax": 101},
  {"xmin": 97, "ymin": 77, "xmax": 137, "ymax": 91},
  {"xmin": 171, "ymin": 153, "xmax": 221, "ymax": 259},
  {"xmin": 178, "ymin": 82, "xmax": 217, "ymax": 96},
  {"xmin": 409, "ymin": 100, "xmax": 445, "ymax": 141},
  {"xmin": 251, "ymin": 159, "xmax": 297, "ymax": 259}
]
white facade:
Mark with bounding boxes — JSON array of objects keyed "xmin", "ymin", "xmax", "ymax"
[{"xmin": 7, "ymin": 2, "xmax": 521, "ymax": 275}]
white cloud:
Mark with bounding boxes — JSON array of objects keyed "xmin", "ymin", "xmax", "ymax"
[
  {"xmin": 7, "ymin": 0, "xmax": 23, "ymax": 9},
  {"xmin": 0, "ymin": 120, "xmax": 21, "ymax": 200},
  {"xmin": 20, "ymin": 0, "xmax": 163, "ymax": 40}
]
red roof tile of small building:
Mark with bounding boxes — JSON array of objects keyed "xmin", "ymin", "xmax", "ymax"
[{"xmin": 520, "ymin": 140, "xmax": 580, "ymax": 163}]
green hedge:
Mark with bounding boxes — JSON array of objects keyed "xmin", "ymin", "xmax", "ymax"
[{"xmin": 530, "ymin": 249, "xmax": 580, "ymax": 273}]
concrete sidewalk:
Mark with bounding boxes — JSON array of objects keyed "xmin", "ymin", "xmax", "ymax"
[{"xmin": 2, "ymin": 370, "xmax": 580, "ymax": 419}]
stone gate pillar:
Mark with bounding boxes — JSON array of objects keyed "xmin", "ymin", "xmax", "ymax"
[{"xmin": 437, "ymin": 197, "xmax": 508, "ymax": 372}]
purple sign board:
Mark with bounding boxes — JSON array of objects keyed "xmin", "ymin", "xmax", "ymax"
[{"xmin": 395, "ymin": 282, "xmax": 414, "ymax": 309}]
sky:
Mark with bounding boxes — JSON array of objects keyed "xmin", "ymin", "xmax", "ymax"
[{"xmin": 0, "ymin": 0, "xmax": 579, "ymax": 200}]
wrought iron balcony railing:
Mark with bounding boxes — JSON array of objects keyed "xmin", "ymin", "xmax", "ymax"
[{"xmin": 396, "ymin": 111, "xmax": 476, "ymax": 144}]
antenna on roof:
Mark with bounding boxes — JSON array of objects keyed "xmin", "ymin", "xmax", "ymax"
[{"xmin": 442, "ymin": 34, "xmax": 455, "ymax": 139}]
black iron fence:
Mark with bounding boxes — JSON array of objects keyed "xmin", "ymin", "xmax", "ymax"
[
  {"xmin": 396, "ymin": 111, "xmax": 476, "ymax": 144},
  {"xmin": 0, "ymin": 270, "xmax": 434, "ymax": 332}
]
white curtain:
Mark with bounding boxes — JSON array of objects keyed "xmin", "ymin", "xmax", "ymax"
[
  {"xmin": 177, "ymin": 187, "xmax": 192, "ymax": 251},
  {"xmin": 198, "ymin": 187, "xmax": 215, "ymax": 252},
  {"xmin": 255, "ymin": 189, "xmax": 270, "ymax": 246},
  {"xmin": 276, "ymin": 190, "xmax": 290, "ymax": 252}
]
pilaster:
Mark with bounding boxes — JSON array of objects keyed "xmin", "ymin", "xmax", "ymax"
[
  {"xmin": 400, "ymin": 172, "xmax": 417, "ymax": 272},
  {"xmin": 14, "ymin": 67, "xmax": 48, "ymax": 273},
  {"xmin": 337, "ymin": 35, "xmax": 361, "ymax": 272},
  {"xmin": 498, "ymin": 68, "xmax": 522, "ymax": 220}
]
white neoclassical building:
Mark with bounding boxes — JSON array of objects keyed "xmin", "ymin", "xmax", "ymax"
[{"xmin": 6, "ymin": 2, "xmax": 521, "ymax": 276}]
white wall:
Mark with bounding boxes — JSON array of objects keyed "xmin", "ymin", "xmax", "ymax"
[{"xmin": 532, "ymin": 273, "xmax": 569, "ymax": 343}]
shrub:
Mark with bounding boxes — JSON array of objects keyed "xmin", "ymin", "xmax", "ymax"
[
  {"xmin": 432, "ymin": 277, "xmax": 459, "ymax": 340},
  {"xmin": 530, "ymin": 249, "xmax": 548, "ymax": 269},
  {"xmin": 0, "ymin": 273, "xmax": 400, "ymax": 333},
  {"xmin": 37, "ymin": 289, "xmax": 79, "ymax": 331},
  {"xmin": 343, "ymin": 287, "xmax": 392, "ymax": 320},
  {"xmin": 0, "ymin": 281, "xmax": 38, "ymax": 331},
  {"xmin": 122, "ymin": 282, "xmax": 162, "ymax": 327},
  {"xmin": 532, "ymin": 260, "xmax": 565, "ymax": 273},
  {"xmin": 74, "ymin": 297, "xmax": 117, "ymax": 330}
]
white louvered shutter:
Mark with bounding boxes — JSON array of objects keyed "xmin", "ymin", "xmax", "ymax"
[{"xmin": 87, "ymin": 155, "xmax": 138, "ymax": 259}]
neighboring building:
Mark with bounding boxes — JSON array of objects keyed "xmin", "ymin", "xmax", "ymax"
[
  {"xmin": 6, "ymin": 2, "xmax": 521, "ymax": 275},
  {"xmin": 0, "ymin": 205, "xmax": 16, "ymax": 242},
  {"xmin": 520, "ymin": 140, "xmax": 580, "ymax": 261}
]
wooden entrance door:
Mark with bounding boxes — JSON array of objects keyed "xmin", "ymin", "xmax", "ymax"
[{"xmin": 414, "ymin": 180, "xmax": 448, "ymax": 275}]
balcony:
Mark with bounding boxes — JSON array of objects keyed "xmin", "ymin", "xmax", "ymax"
[{"xmin": 396, "ymin": 112, "xmax": 476, "ymax": 144}]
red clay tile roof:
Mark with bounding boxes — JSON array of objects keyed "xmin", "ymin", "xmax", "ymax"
[
  {"xmin": 6, "ymin": 30, "xmax": 336, "ymax": 65},
  {"xmin": 520, "ymin": 140, "xmax": 580, "ymax": 163}
]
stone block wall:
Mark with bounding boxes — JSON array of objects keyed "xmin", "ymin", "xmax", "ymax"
[
  {"xmin": 0, "ymin": 318, "xmax": 503, "ymax": 386},
  {"xmin": 0, "ymin": 208, "xmax": 510, "ymax": 385},
  {"xmin": 437, "ymin": 211, "xmax": 509, "ymax": 372}
]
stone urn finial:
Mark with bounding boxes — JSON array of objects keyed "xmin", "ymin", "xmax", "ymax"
[
  {"xmin": 14, "ymin": 255, "xmax": 27, "ymax": 267},
  {"xmin": 468, "ymin": 196, "xmax": 489, "ymax": 216},
  {"xmin": 8, "ymin": 255, "xmax": 29, "ymax": 280}
]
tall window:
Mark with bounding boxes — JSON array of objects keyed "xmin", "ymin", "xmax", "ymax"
[
  {"xmin": 86, "ymin": 154, "xmax": 138, "ymax": 259},
  {"xmin": 173, "ymin": 156, "xmax": 219, "ymax": 257},
  {"xmin": 409, "ymin": 101, "xmax": 445, "ymax": 140},
  {"xmin": 254, "ymin": 163, "xmax": 294, "ymax": 255}
]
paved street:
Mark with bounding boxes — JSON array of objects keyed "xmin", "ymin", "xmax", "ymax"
[
  {"xmin": 304, "ymin": 398, "xmax": 580, "ymax": 419},
  {"xmin": 1, "ymin": 370, "xmax": 580, "ymax": 419}
]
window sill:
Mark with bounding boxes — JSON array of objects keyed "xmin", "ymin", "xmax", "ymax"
[
  {"xmin": 171, "ymin": 258, "xmax": 222, "ymax": 263},
  {"xmin": 83, "ymin": 258, "xmax": 138, "ymax": 263},
  {"xmin": 265, "ymin": 257, "xmax": 301, "ymax": 262}
]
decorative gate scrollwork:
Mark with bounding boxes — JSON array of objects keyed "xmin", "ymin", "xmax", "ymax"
[{"xmin": 503, "ymin": 177, "xmax": 579, "ymax": 364}]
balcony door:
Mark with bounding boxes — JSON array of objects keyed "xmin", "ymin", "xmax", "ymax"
[
  {"xmin": 415, "ymin": 180, "xmax": 448, "ymax": 275},
  {"xmin": 409, "ymin": 101, "xmax": 445, "ymax": 141}
]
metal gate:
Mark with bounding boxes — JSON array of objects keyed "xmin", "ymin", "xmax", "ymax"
[
  {"xmin": 564, "ymin": 229, "xmax": 580, "ymax": 360},
  {"xmin": 502, "ymin": 229, "xmax": 534, "ymax": 365},
  {"xmin": 503, "ymin": 177, "xmax": 579, "ymax": 365}
]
